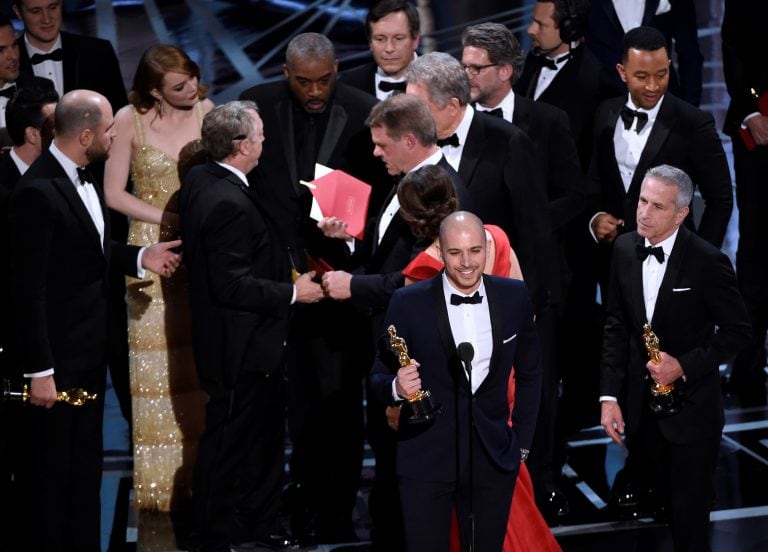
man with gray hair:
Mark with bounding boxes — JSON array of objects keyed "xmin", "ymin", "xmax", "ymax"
[
  {"xmin": 600, "ymin": 165, "xmax": 750, "ymax": 551},
  {"xmin": 406, "ymin": 51, "xmax": 554, "ymax": 320},
  {"xmin": 180, "ymin": 101, "xmax": 323, "ymax": 550}
]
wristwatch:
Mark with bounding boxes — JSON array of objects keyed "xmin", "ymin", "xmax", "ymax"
[{"xmin": 520, "ymin": 448, "xmax": 530, "ymax": 462}]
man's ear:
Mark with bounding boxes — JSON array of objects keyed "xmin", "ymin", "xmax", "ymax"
[
  {"xmin": 23, "ymin": 125, "xmax": 40, "ymax": 146},
  {"xmin": 616, "ymin": 63, "xmax": 627, "ymax": 84}
]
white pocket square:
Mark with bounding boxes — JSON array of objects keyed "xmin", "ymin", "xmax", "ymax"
[
  {"xmin": 672, "ymin": 287, "xmax": 691, "ymax": 292},
  {"xmin": 503, "ymin": 334, "xmax": 517, "ymax": 344}
]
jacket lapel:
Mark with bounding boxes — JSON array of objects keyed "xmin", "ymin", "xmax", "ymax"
[
  {"xmin": 603, "ymin": 99, "xmax": 625, "ymax": 195},
  {"xmin": 318, "ymin": 102, "xmax": 347, "ymax": 164},
  {"xmin": 650, "ymin": 227, "xmax": 689, "ymax": 326},
  {"xmin": 52, "ymin": 175, "xmax": 104, "ymax": 255},
  {"xmin": 429, "ymin": 274, "xmax": 469, "ymax": 391},
  {"xmin": 481, "ymin": 275, "xmax": 503, "ymax": 391},
  {"xmin": 275, "ymin": 97, "xmax": 300, "ymax": 195},
  {"xmin": 627, "ymin": 96, "xmax": 674, "ymax": 197},
  {"xmin": 629, "ymin": 233, "xmax": 648, "ymax": 325},
  {"xmin": 457, "ymin": 116, "xmax": 482, "ymax": 188}
]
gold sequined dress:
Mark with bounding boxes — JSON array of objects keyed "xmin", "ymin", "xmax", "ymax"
[{"xmin": 127, "ymin": 104, "xmax": 206, "ymax": 513}]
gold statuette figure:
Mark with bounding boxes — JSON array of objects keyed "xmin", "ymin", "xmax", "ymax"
[
  {"xmin": 642, "ymin": 324, "xmax": 684, "ymax": 415},
  {"xmin": 387, "ymin": 325, "xmax": 441, "ymax": 424},
  {"xmin": 2, "ymin": 378, "xmax": 98, "ymax": 406}
]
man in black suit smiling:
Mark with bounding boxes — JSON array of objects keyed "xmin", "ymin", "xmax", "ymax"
[
  {"xmin": 9, "ymin": 89, "xmax": 181, "ymax": 551},
  {"xmin": 600, "ymin": 165, "xmax": 750, "ymax": 551}
]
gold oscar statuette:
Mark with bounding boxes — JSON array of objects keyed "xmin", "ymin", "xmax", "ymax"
[
  {"xmin": 387, "ymin": 325, "xmax": 441, "ymax": 424},
  {"xmin": 642, "ymin": 324, "xmax": 684, "ymax": 415},
  {"xmin": 2, "ymin": 378, "xmax": 98, "ymax": 406}
]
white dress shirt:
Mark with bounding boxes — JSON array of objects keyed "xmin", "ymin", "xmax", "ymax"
[
  {"xmin": 614, "ymin": 94, "xmax": 665, "ymax": 193},
  {"xmin": 440, "ymin": 106, "xmax": 475, "ymax": 172},
  {"xmin": 10, "ymin": 147, "xmax": 30, "ymax": 175},
  {"xmin": 0, "ymin": 82, "xmax": 14, "ymax": 128},
  {"xmin": 374, "ymin": 53, "xmax": 416, "ymax": 102},
  {"xmin": 25, "ymin": 33, "xmax": 64, "ymax": 98},
  {"xmin": 533, "ymin": 49, "xmax": 573, "ymax": 100},
  {"xmin": 475, "ymin": 89, "xmax": 516, "ymax": 123},
  {"xmin": 612, "ymin": 0, "xmax": 672, "ymax": 31}
]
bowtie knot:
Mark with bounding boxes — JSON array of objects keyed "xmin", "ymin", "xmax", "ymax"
[
  {"xmin": 636, "ymin": 243, "xmax": 665, "ymax": 264},
  {"xmin": 620, "ymin": 105, "xmax": 649, "ymax": 132},
  {"xmin": 450, "ymin": 291, "xmax": 483, "ymax": 305},
  {"xmin": 30, "ymin": 48, "xmax": 64, "ymax": 65},
  {"xmin": 77, "ymin": 167, "xmax": 95, "ymax": 185},
  {"xmin": 0, "ymin": 85, "xmax": 16, "ymax": 99},
  {"xmin": 437, "ymin": 133, "xmax": 460, "ymax": 148},
  {"xmin": 481, "ymin": 107, "xmax": 504, "ymax": 118},
  {"xmin": 534, "ymin": 51, "xmax": 571, "ymax": 71},
  {"xmin": 378, "ymin": 80, "xmax": 407, "ymax": 93}
]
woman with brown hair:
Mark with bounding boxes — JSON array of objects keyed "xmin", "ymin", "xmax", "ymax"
[{"xmin": 104, "ymin": 45, "xmax": 213, "ymax": 530}]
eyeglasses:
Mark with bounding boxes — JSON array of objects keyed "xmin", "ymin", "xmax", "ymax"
[{"xmin": 462, "ymin": 63, "xmax": 497, "ymax": 76}]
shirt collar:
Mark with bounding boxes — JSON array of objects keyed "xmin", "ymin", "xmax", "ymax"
[
  {"xmin": 644, "ymin": 227, "xmax": 679, "ymax": 259},
  {"xmin": 10, "ymin": 148, "xmax": 30, "ymax": 175},
  {"xmin": 476, "ymin": 88, "xmax": 515, "ymax": 120},
  {"xmin": 452, "ymin": 105, "xmax": 475, "ymax": 146},
  {"xmin": 49, "ymin": 141, "xmax": 82, "ymax": 185},
  {"xmin": 24, "ymin": 33, "xmax": 62, "ymax": 56},
  {"xmin": 410, "ymin": 147, "xmax": 443, "ymax": 172},
  {"xmin": 216, "ymin": 161, "xmax": 249, "ymax": 186},
  {"xmin": 626, "ymin": 93, "xmax": 665, "ymax": 121}
]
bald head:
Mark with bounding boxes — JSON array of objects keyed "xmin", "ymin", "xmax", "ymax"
[
  {"xmin": 55, "ymin": 90, "xmax": 110, "ymax": 137},
  {"xmin": 439, "ymin": 211, "xmax": 484, "ymax": 242}
]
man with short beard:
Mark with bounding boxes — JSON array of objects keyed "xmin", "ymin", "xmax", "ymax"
[{"xmin": 8, "ymin": 89, "xmax": 182, "ymax": 551}]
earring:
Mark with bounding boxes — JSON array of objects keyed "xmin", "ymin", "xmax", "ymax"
[{"xmin": 155, "ymin": 100, "xmax": 164, "ymax": 117}]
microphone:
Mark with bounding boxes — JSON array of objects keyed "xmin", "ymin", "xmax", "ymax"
[{"xmin": 457, "ymin": 342, "xmax": 474, "ymax": 364}]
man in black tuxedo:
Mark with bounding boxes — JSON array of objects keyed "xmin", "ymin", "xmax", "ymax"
[
  {"xmin": 405, "ymin": 52, "xmax": 553, "ymax": 316},
  {"xmin": 180, "ymin": 101, "xmax": 323, "ymax": 551},
  {"xmin": 13, "ymin": 0, "xmax": 133, "ymax": 432},
  {"xmin": 13, "ymin": 0, "xmax": 127, "ymax": 110},
  {"xmin": 239, "ymin": 33, "xmax": 391, "ymax": 543},
  {"xmin": 589, "ymin": 26, "xmax": 732, "ymax": 294},
  {"xmin": 371, "ymin": 211, "xmax": 542, "ymax": 551},
  {"xmin": 318, "ymin": 93, "xmax": 470, "ymax": 550},
  {"xmin": 340, "ymin": 0, "xmax": 419, "ymax": 101},
  {"xmin": 600, "ymin": 165, "xmax": 750, "ymax": 551},
  {"xmin": 721, "ymin": 0, "xmax": 768, "ymax": 407},
  {"xmin": 515, "ymin": 0, "xmax": 621, "ymax": 170},
  {"xmin": 586, "ymin": 0, "xmax": 703, "ymax": 107},
  {"xmin": 462, "ymin": 20, "xmax": 591, "ymax": 518},
  {"xmin": 8, "ymin": 89, "xmax": 181, "ymax": 551}
]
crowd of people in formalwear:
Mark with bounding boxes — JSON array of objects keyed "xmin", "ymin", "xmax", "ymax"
[{"xmin": 0, "ymin": 0, "xmax": 764, "ymax": 551}]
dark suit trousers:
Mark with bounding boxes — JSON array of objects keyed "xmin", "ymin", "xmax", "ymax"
[
  {"xmin": 731, "ymin": 138, "xmax": 768, "ymax": 406},
  {"xmin": 398, "ymin": 433, "xmax": 517, "ymax": 552},
  {"xmin": 20, "ymin": 370, "xmax": 106, "ymax": 552},
  {"xmin": 625, "ymin": 413, "xmax": 720, "ymax": 552},
  {"xmin": 191, "ymin": 372, "xmax": 285, "ymax": 549}
]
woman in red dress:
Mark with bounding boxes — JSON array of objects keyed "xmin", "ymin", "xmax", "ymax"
[{"xmin": 397, "ymin": 166, "xmax": 561, "ymax": 552}]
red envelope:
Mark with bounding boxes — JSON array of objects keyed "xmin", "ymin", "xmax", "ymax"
[
  {"xmin": 309, "ymin": 170, "xmax": 371, "ymax": 239},
  {"xmin": 306, "ymin": 254, "xmax": 333, "ymax": 277}
]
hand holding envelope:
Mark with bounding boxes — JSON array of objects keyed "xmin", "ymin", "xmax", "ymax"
[{"xmin": 302, "ymin": 164, "xmax": 372, "ymax": 240}]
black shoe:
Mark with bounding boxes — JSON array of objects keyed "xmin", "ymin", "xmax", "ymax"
[
  {"xmin": 541, "ymin": 489, "xmax": 570, "ymax": 523},
  {"xmin": 236, "ymin": 532, "xmax": 301, "ymax": 551}
]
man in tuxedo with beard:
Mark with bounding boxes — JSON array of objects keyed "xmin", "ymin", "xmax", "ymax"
[
  {"xmin": 9, "ymin": 89, "xmax": 181, "ymax": 551},
  {"xmin": 340, "ymin": 0, "xmax": 420, "ymax": 101}
]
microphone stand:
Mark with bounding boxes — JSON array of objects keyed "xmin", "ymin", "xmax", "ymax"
[{"xmin": 457, "ymin": 342, "xmax": 475, "ymax": 552}]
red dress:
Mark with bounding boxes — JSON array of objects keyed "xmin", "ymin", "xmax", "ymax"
[{"xmin": 403, "ymin": 224, "xmax": 561, "ymax": 552}]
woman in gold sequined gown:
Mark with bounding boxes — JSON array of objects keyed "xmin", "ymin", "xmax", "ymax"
[{"xmin": 104, "ymin": 45, "xmax": 213, "ymax": 526}]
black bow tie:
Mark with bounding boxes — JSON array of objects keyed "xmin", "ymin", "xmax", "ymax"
[
  {"xmin": 481, "ymin": 107, "xmax": 504, "ymax": 118},
  {"xmin": 636, "ymin": 244, "xmax": 665, "ymax": 264},
  {"xmin": 0, "ymin": 85, "xmax": 16, "ymax": 99},
  {"xmin": 620, "ymin": 105, "xmax": 649, "ymax": 132},
  {"xmin": 534, "ymin": 51, "xmax": 571, "ymax": 71},
  {"xmin": 450, "ymin": 291, "xmax": 483, "ymax": 305},
  {"xmin": 77, "ymin": 167, "xmax": 95, "ymax": 185},
  {"xmin": 30, "ymin": 48, "xmax": 64, "ymax": 65},
  {"xmin": 378, "ymin": 80, "xmax": 407, "ymax": 93},
  {"xmin": 437, "ymin": 133, "xmax": 460, "ymax": 148}
]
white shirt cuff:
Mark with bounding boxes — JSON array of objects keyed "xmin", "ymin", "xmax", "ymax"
[
  {"xmin": 599, "ymin": 395, "xmax": 618, "ymax": 403},
  {"xmin": 588, "ymin": 212, "xmax": 606, "ymax": 243},
  {"xmin": 24, "ymin": 369, "xmax": 55, "ymax": 378},
  {"xmin": 136, "ymin": 246, "xmax": 147, "ymax": 278}
]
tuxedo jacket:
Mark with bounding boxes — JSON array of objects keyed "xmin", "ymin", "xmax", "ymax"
[
  {"xmin": 600, "ymin": 227, "xmax": 750, "ymax": 443},
  {"xmin": 179, "ymin": 162, "xmax": 294, "ymax": 388},
  {"xmin": 239, "ymin": 81, "xmax": 389, "ymax": 271},
  {"xmin": 371, "ymin": 273, "xmax": 542, "ymax": 481},
  {"xmin": 457, "ymin": 110, "xmax": 553, "ymax": 312},
  {"xmin": 9, "ymin": 150, "xmax": 139, "ymax": 385},
  {"xmin": 586, "ymin": 0, "xmax": 703, "ymax": 106},
  {"xmin": 0, "ymin": 152, "xmax": 21, "ymax": 191},
  {"xmin": 590, "ymin": 93, "xmax": 732, "ymax": 248},
  {"xmin": 515, "ymin": 44, "xmax": 622, "ymax": 170},
  {"xmin": 18, "ymin": 31, "xmax": 127, "ymax": 111},
  {"xmin": 349, "ymin": 157, "xmax": 471, "ymax": 318},
  {"xmin": 339, "ymin": 61, "xmax": 378, "ymax": 97},
  {"xmin": 721, "ymin": 0, "xmax": 768, "ymax": 138}
]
